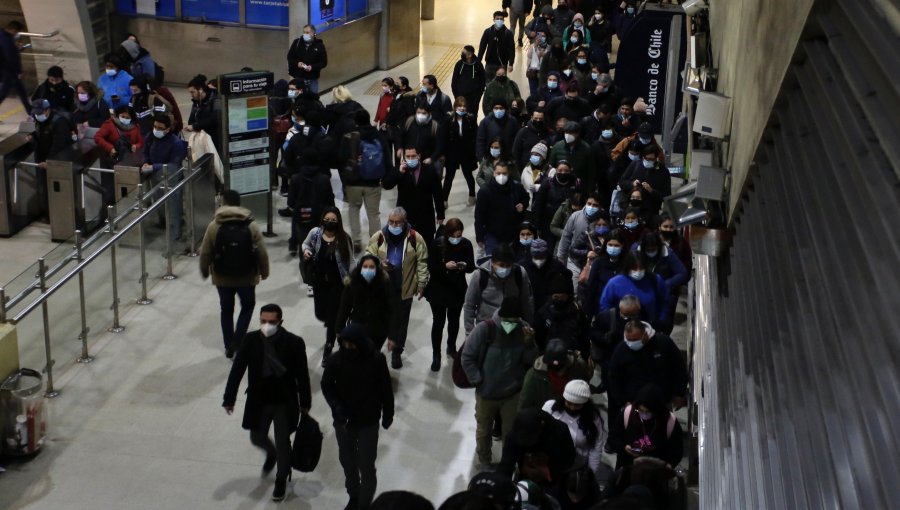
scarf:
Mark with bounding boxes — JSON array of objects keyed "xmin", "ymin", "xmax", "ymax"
[{"xmin": 261, "ymin": 334, "xmax": 287, "ymax": 378}]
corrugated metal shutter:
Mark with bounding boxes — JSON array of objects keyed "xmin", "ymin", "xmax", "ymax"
[{"xmin": 695, "ymin": 0, "xmax": 900, "ymax": 507}]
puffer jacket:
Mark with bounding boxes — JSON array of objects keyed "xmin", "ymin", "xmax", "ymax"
[{"xmin": 198, "ymin": 206, "xmax": 270, "ymax": 287}]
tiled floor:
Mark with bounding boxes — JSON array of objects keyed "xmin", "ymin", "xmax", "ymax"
[{"xmin": 0, "ymin": 1, "xmax": 688, "ymax": 508}]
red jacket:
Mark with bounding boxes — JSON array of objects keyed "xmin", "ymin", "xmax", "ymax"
[
  {"xmin": 94, "ymin": 118, "xmax": 144, "ymax": 154},
  {"xmin": 375, "ymin": 93, "xmax": 394, "ymax": 124}
]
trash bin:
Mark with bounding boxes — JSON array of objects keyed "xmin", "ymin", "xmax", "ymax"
[{"xmin": 0, "ymin": 368, "xmax": 47, "ymax": 456}]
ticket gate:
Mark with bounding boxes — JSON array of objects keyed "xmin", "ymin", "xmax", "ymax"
[
  {"xmin": 45, "ymin": 142, "xmax": 106, "ymax": 242},
  {"xmin": 0, "ymin": 135, "xmax": 43, "ymax": 237}
]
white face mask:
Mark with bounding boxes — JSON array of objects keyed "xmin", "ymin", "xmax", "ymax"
[
  {"xmin": 260, "ymin": 322, "xmax": 278, "ymax": 337},
  {"xmin": 532, "ymin": 258, "xmax": 546, "ymax": 268},
  {"xmin": 415, "ymin": 113, "xmax": 429, "ymax": 124},
  {"xmin": 564, "ymin": 133, "xmax": 575, "ymax": 144},
  {"xmin": 494, "ymin": 174, "xmax": 509, "ymax": 185},
  {"xmin": 152, "ymin": 129, "xmax": 166, "ymax": 139}
]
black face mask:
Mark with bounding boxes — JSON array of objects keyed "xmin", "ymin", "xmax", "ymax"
[
  {"xmin": 552, "ymin": 298, "xmax": 569, "ymax": 309},
  {"xmin": 630, "ymin": 199, "xmax": 642, "ymax": 207},
  {"xmin": 660, "ymin": 230, "xmax": 676, "ymax": 240},
  {"xmin": 323, "ymin": 221, "xmax": 338, "ymax": 231},
  {"xmin": 496, "ymin": 76, "xmax": 508, "ymax": 83},
  {"xmin": 511, "ymin": 108, "xmax": 521, "ymax": 117},
  {"xmin": 532, "ymin": 119, "xmax": 545, "ymax": 130},
  {"xmin": 556, "ymin": 173, "xmax": 572, "ymax": 184}
]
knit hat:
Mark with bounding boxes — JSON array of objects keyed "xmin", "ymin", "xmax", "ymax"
[
  {"xmin": 339, "ymin": 322, "xmax": 368, "ymax": 348},
  {"xmin": 530, "ymin": 142, "xmax": 548, "ymax": 159},
  {"xmin": 120, "ymin": 39, "xmax": 140, "ymax": 60},
  {"xmin": 498, "ymin": 296, "xmax": 522, "ymax": 319},
  {"xmin": 573, "ymin": 13, "xmax": 585, "ymax": 23},
  {"xmin": 563, "ymin": 380, "xmax": 591, "ymax": 405},
  {"xmin": 548, "ymin": 275, "xmax": 573, "ymax": 296},
  {"xmin": 530, "ymin": 238, "xmax": 549, "ymax": 258},
  {"xmin": 544, "ymin": 338, "xmax": 569, "ymax": 368},
  {"xmin": 492, "ymin": 97, "xmax": 508, "ymax": 109}
]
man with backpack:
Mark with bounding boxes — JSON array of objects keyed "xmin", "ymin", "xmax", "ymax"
[
  {"xmin": 397, "ymin": 102, "xmax": 444, "ymax": 170},
  {"xmin": 200, "ymin": 190, "xmax": 270, "ymax": 358},
  {"xmin": 287, "ymin": 150, "xmax": 334, "ymax": 262},
  {"xmin": 340, "ymin": 109, "xmax": 391, "ymax": 253},
  {"xmin": 381, "ymin": 146, "xmax": 445, "ymax": 245},
  {"xmin": 463, "ymin": 243, "xmax": 535, "ymax": 337},
  {"xmin": 461, "ymin": 297, "xmax": 539, "ymax": 470}
]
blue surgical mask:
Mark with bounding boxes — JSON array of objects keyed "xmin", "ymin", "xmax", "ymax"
[
  {"xmin": 645, "ymin": 250, "xmax": 658, "ymax": 258},
  {"xmin": 628, "ymin": 153, "xmax": 640, "ymax": 161},
  {"xmin": 448, "ymin": 236, "xmax": 462, "ymax": 245},
  {"xmin": 626, "ymin": 7, "xmax": 635, "ymax": 14},
  {"xmin": 388, "ymin": 225, "xmax": 404, "ymax": 236},
  {"xmin": 606, "ymin": 245, "xmax": 622, "ymax": 257},
  {"xmin": 595, "ymin": 225, "xmax": 610, "ymax": 236},
  {"xmin": 642, "ymin": 159, "xmax": 655, "ymax": 169},
  {"xmin": 494, "ymin": 266, "xmax": 511, "ymax": 278},
  {"xmin": 574, "ymin": 23, "xmax": 583, "ymax": 30},
  {"xmin": 118, "ymin": 117, "xmax": 131, "ymax": 126},
  {"xmin": 624, "ymin": 220, "xmax": 639, "ymax": 229},
  {"xmin": 105, "ymin": 68, "xmax": 117, "ymax": 76},
  {"xmin": 490, "ymin": 148, "xmax": 502, "ymax": 158},
  {"xmin": 577, "ymin": 58, "xmax": 587, "ymax": 65},
  {"xmin": 584, "ymin": 205, "xmax": 598, "ymax": 217},
  {"xmin": 629, "ymin": 269, "xmax": 646, "ymax": 280},
  {"xmin": 493, "ymin": 109, "xmax": 506, "ymax": 119},
  {"xmin": 639, "ymin": 136, "xmax": 652, "ymax": 144},
  {"xmin": 152, "ymin": 129, "xmax": 166, "ymax": 139},
  {"xmin": 421, "ymin": 86, "xmax": 428, "ymax": 94},
  {"xmin": 520, "ymin": 238, "xmax": 533, "ymax": 247},
  {"xmin": 406, "ymin": 158, "xmax": 420, "ymax": 169},
  {"xmin": 547, "ymin": 80, "xmax": 558, "ymax": 89},
  {"xmin": 494, "ymin": 19, "xmax": 505, "ymax": 28},
  {"xmin": 530, "ymin": 154, "xmax": 542, "ymax": 166},
  {"xmin": 591, "ymin": 72, "xmax": 599, "ymax": 81},
  {"xmin": 625, "ymin": 339, "xmax": 643, "ymax": 350},
  {"xmin": 302, "ymin": 33, "xmax": 313, "ymax": 42},
  {"xmin": 34, "ymin": 114, "xmax": 48, "ymax": 123},
  {"xmin": 602, "ymin": 129, "xmax": 614, "ymax": 139},
  {"xmin": 288, "ymin": 90, "xmax": 299, "ymax": 98},
  {"xmin": 361, "ymin": 268, "xmax": 376, "ymax": 282},
  {"xmin": 456, "ymin": 109, "xmax": 466, "ymax": 116}
]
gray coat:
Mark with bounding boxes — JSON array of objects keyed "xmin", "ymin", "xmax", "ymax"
[
  {"xmin": 556, "ymin": 208, "xmax": 591, "ymax": 263},
  {"xmin": 463, "ymin": 260, "xmax": 535, "ymax": 336},
  {"xmin": 461, "ymin": 310, "xmax": 539, "ymax": 399}
]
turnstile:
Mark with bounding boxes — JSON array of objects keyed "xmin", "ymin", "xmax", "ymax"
[
  {"xmin": 46, "ymin": 142, "xmax": 106, "ymax": 242},
  {"xmin": 0, "ymin": 135, "xmax": 43, "ymax": 237}
]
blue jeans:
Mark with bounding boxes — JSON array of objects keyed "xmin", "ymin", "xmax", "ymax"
[
  {"xmin": 217, "ymin": 286, "xmax": 256, "ymax": 350},
  {"xmin": 307, "ymin": 79, "xmax": 319, "ymax": 93},
  {"xmin": 483, "ymin": 234, "xmax": 501, "ymax": 258}
]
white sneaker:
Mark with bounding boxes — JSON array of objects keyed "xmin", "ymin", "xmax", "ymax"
[{"xmin": 306, "ymin": 285, "xmax": 314, "ymax": 297}]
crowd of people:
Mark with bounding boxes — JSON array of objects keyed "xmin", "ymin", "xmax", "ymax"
[{"xmin": 0, "ymin": 2, "xmax": 691, "ymax": 508}]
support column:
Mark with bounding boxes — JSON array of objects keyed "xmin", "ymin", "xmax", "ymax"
[{"xmin": 20, "ymin": 1, "xmax": 98, "ymax": 83}]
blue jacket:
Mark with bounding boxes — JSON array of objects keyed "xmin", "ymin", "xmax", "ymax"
[
  {"xmin": 632, "ymin": 244, "xmax": 689, "ymax": 292},
  {"xmin": 142, "ymin": 132, "xmax": 186, "ymax": 173},
  {"xmin": 599, "ymin": 273, "xmax": 668, "ymax": 323},
  {"xmin": 0, "ymin": 31, "xmax": 21, "ymax": 74},
  {"xmin": 131, "ymin": 54, "xmax": 156, "ymax": 81},
  {"xmin": 98, "ymin": 69, "xmax": 134, "ymax": 109}
]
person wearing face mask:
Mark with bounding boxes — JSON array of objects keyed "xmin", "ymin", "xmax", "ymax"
[
  {"xmin": 128, "ymin": 76, "xmax": 174, "ymax": 137},
  {"xmin": 563, "ymin": 14, "xmax": 592, "ymax": 52},
  {"xmin": 618, "ymin": 145, "xmax": 671, "ymax": 215},
  {"xmin": 557, "ymin": 193, "xmax": 604, "ymax": 273},
  {"xmin": 522, "ymin": 239, "xmax": 572, "ymax": 312},
  {"xmin": 521, "ymin": 335, "xmax": 592, "ymax": 411},
  {"xmin": 442, "ymin": 97, "xmax": 479, "ymax": 206},
  {"xmin": 587, "ymin": 8, "xmax": 614, "ymax": 61},
  {"xmin": 608, "ymin": 383, "xmax": 683, "ymax": 470},
  {"xmin": 71, "ymin": 81, "xmax": 111, "ymax": 128},
  {"xmin": 321, "ymin": 322, "xmax": 394, "ymax": 510},
  {"xmin": 524, "ymin": 30, "xmax": 550, "ymax": 97},
  {"xmin": 634, "ymin": 233, "xmax": 687, "ymax": 335},
  {"xmin": 510, "ymin": 221, "xmax": 539, "ymax": 263},
  {"xmin": 463, "ymin": 244, "xmax": 534, "ymax": 336},
  {"xmin": 481, "ymin": 69, "xmax": 522, "ymax": 118},
  {"xmin": 615, "ymin": 1, "xmax": 639, "ymax": 40},
  {"xmin": 568, "ymin": 49, "xmax": 594, "ymax": 96},
  {"xmin": 94, "ymin": 105, "xmax": 143, "ymax": 175},
  {"xmin": 527, "ymin": 71, "xmax": 564, "ymax": 113},
  {"xmin": 451, "ymin": 45, "xmax": 487, "ymax": 115},
  {"xmin": 581, "ymin": 102, "xmax": 614, "ymax": 144},
  {"xmin": 549, "ymin": 120, "xmax": 596, "ymax": 195},
  {"xmin": 531, "ymin": 276, "xmax": 590, "ymax": 356},
  {"xmin": 623, "ymin": 188, "xmax": 652, "ymax": 223},
  {"xmin": 302, "ymin": 207, "xmax": 355, "ymax": 366},
  {"xmin": 589, "ymin": 291, "xmax": 642, "ymax": 392},
  {"xmin": 97, "ymin": 53, "xmax": 134, "ymax": 109},
  {"xmin": 365, "ymin": 207, "xmax": 429, "ymax": 369},
  {"xmin": 582, "ymin": 228, "xmax": 627, "ymax": 312},
  {"xmin": 335, "ymin": 255, "xmax": 395, "ymax": 352},
  {"xmin": 26, "ymin": 98, "xmax": 76, "ymax": 167},
  {"xmin": 501, "ymin": 0, "xmax": 534, "ymax": 47},
  {"xmin": 545, "ymin": 87, "xmax": 591, "ymax": 130},
  {"xmin": 223, "ymin": 303, "xmax": 311, "ymax": 503},
  {"xmin": 532, "ymin": 160, "xmax": 582, "ymax": 246},
  {"xmin": 398, "ymin": 103, "xmax": 444, "ymax": 172},
  {"xmin": 373, "ymin": 77, "xmax": 396, "ymax": 130},
  {"xmin": 0, "ymin": 21, "xmax": 32, "ymax": 114},
  {"xmin": 610, "ymin": 121, "xmax": 664, "ymax": 164},
  {"xmin": 199, "ymin": 189, "xmax": 270, "ymax": 357},
  {"xmin": 552, "ymin": 0, "xmax": 576, "ymax": 40},
  {"xmin": 287, "ymin": 150, "xmax": 335, "ymax": 257},
  {"xmin": 476, "ymin": 135, "xmax": 520, "ymax": 187},
  {"xmin": 587, "ymin": 73, "xmax": 619, "ymax": 110},
  {"xmin": 462, "ymin": 297, "xmax": 539, "ymax": 470},
  {"xmin": 543, "ymin": 380, "xmax": 608, "ymax": 488},
  {"xmin": 570, "ymin": 210, "xmax": 612, "ymax": 291},
  {"xmin": 424, "ymin": 218, "xmax": 476, "ymax": 371},
  {"xmin": 30, "ymin": 65, "xmax": 75, "ymax": 111},
  {"xmin": 141, "ymin": 114, "xmax": 188, "ymax": 243},
  {"xmin": 416, "ymin": 74, "xmax": 453, "ymax": 126},
  {"xmin": 185, "ymin": 74, "xmax": 221, "ymax": 153},
  {"xmin": 657, "ymin": 213, "xmax": 692, "ymax": 276},
  {"xmin": 478, "ymin": 11, "xmax": 516, "ymax": 80},
  {"xmin": 287, "ymin": 24, "xmax": 327, "ymax": 93},
  {"xmin": 382, "ymin": 146, "xmax": 445, "ymax": 245},
  {"xmin": 473, "ymin": 162, "xmax": 530, "ymax": 258},
  {"xmin": 600, "ymin": 252, "xmax": 668, "ymax": 330},
  {"xmin": 617, "ymin": 207, "xmax": 646, "ymax": 249},
  {"xmin": 608, "ymin": 140, "xmax": 642, "ymax": 208},
  {"xmin": 519, "ymin": 141, "xmax": 551, "ymax": 202}
]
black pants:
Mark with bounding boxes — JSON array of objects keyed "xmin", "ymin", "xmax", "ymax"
[
  {"xmin": 290, "ymin": 222, "xmax": 312, "ymax": 253},
  {"xmin": 217, "ymin": 286, "xmax": 256, "ymax": 350},
  {"xmin": 443, "ymin": 161, "xmax": 476, "ymax": 200},
  {"xmin": 429, "ymin": 301, "xmax": 462, "ymax": 357},
  {"xmin": 335, "ymin": 422, "xmax": 379, "ymax": 510},
  {"xmin": 0, "ymin": 73, "xmax": 31, "ymax": 112},
  {"xmin": 249, "ymin": 403, "xmax": 292, "ymax": 481},
  {"xmin": 390, "ymin": 297, "xmax": 414, "ymax": 355},
  {"xmin": 313, "ymin": 277, "xmax": 343, "ymax": 349}
]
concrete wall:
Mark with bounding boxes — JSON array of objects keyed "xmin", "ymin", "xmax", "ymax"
[
  {"xmin": 707, "ymin": 0, "xmax": 815, "ymax": 218},
  {"xmin": 20, "ymin": 0, "xmax": 99, "ymax": 84}
]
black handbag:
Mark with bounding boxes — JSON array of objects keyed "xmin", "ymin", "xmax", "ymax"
[{"xmin": 291, "ymin": 413, "xmax": 323, "ymax": 472}]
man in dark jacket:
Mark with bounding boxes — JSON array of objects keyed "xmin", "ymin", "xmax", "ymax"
[
  {"xmin": 382, "ymin": 146, "xmax": 445, "ymax": 244},
  {"xmin": 498, "ymin": 407, "xmax": 576, "ymax": 484},
  {"xmin": 476, "ymin": 98, "xmax": 519, "ymax": 161},
  {"xmin": 30, "ymin": 66, "xmax": 75, "ymax": 111},
  {"xmin": 521, "ymin": 239, "xmax": 571, "ymax": 312},
  {"xmin": 398, "ymin": 103, "xmax": 444, "ymax": 166},
  {"xmin": 28, "ymin": 99, "xmax": 73, "ymax": 165},
  {"xmin": 141, "ymin": 114, "xmax": 187, "ymax": 243},
  {"xmin": 608, "ymin": 320, "xmax": 688, "ymax": 412},
  {"xmin": 545, "ymin": 86, "xmax": 592, "ymax": 126},
  {"xmin": 533, "ymin": 276, "xmax": 587, "ymax": 354},
  {"xmin": 288, "ymin": 152, "xmax": 335, "ymax": 255},
  {"xmin": 0, "ymin": 21, "xmax": 29, "ymax": 114},
  {"xmin": 549, "ymin": 121, "xmax": 598, "ymax": 194},
  {"xmin": 473, "ymin": 161, "xmax": 529, "ymax": 256},
  {"xmin": 416, "ymin": 74, "xmax": 453, "ymax": 126},
  {"xmin": 532, "ymin": 160, "xmax": 581, "ymax": 243},
  {"xmin": 591, "ymin": 294, "xmax": 643, "ymax": 390},
  {"xmin": 512, "ymin": 110, "xmax": 549, "ymax": 169},
  {"xmin": 223, "ymin": 303, "xmax": 311, "ymax": 503},
  {"xmin": 478, "ymin": 11, "xmax": 516, "ymax": 79},
  {"xmin": 186, "ymin": 75, "xmax": 221, "ymax": 153},
  {"xmin": 287, "ymin": 24, "xmax": 328, "ymax": 93},
  {"xmin": 322, "ymin": 322, "xmax": 394, "ymax": 510},
  {"xmin": 618, "ymin": 145, "xmax": 672, "ymax": 214},
  {"xmin": 451, "ymin": 46, "xmax": 487, "ymax": 116}
]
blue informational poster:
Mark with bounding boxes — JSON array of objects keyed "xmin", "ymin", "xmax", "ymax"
[
  {"xmin": 246, "ymin": 0, "xmax": 289, "ymax": 27},
  {"xmin": 347, "ymin": 0, "xmax": 367, "ymax": 18},
  {"xmin": 116, "ymin": 0, "xmax": 176, "ymax": 17},
  {"xmin": 181, "ymin": 0, "xmax": 240, "ymax": 23},
  {"xmin": 309, "ymin": 0, "xmax": 347, "ymax": 27}
]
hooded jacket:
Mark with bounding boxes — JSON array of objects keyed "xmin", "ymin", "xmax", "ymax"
[
  {"xmin": 607, "ymin": 322, "xmax": 688, "ymax": 405},
  {"xmin": 461, "ymin": 310, "xmax": 539, "ymax": 399},
  {"xmin": 321, "ymin": 324, "xmax": 394, "ymax": 427},
  {"xmin": 451, "ymin": 58, "xmax": 487, "ymax": 98},
  {"xmin": 477, "ymin": 24, "xmax": 516, "ymax": 67},
  {"xmin": 476, "ymin": 113, "xmax": 520, "ymax": 161},
  {"xmin": 199, "ymin": 206, "xmax": 270, "ymax": 288},
  {"xmin": 556, "ymin": 208, "xmax": 594, "ymax": 263},
  {"xmin": 519, "ymin": 350, "xmax": 592, "ymax": 410},
  {"xmin": 31, "ymin": 79, "xmax": 75, "ymax": 111},
  {"xmin": 365, "ymin": 227, "xmax": 429, "ymax": 301},
  {"xmin": 522, "ymin": 257, "xmax": 571, "ymax": 311},
  {"xmin": 474, "ymin": 177, "xmax": 530, "ymax": 245},
  {"xmin": 463, "ymin": 260, "xmax": 535, "ymax": 335},
  {"xmin": 97, "ymin": 68, "xmax": 134, "ymax": 109},
  {"xmin": 512, "ymin": 121, "xmax": 548, "ymax": 170},
  {"xmin": 335, "ymin": 257, "xmax": 395, "ymax": 339}
]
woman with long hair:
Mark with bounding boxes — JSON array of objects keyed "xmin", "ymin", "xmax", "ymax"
[
  {"xmin": 543, "ymin": 379, "xmax": 608, "ymax": 487},
  {"xmin": 302, "ymin": 206, "xmax": 354, "ymax": 365},
  {"xmin": 335, "ymin": 254, "xmax": 395, "ymax": 354}
]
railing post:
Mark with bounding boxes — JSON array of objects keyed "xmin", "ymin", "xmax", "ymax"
[
  {"xmin": 74, "ymin": 230, "xmax": 93, "ymax": 363},
  {"xmin": 184, "ymin": 149, "xmax": 198, "ymax": 257},
  {"xmin": 107, "ymin": 205, "xmax": 124, "ymax": 333},
  {"xmin": 136, "ymin": 183, "xmax": 152, "ymax": 305},
  {"xmin": 162, "ymin": 164, "xmax": 176, "ymax": 280},
  {"xmin": 37, "ymin": 258, "xmax": 59, "ymax": 398},
  {"xmin": 0, "ymin": 287, "xmax": 6, "ymax": 323}
]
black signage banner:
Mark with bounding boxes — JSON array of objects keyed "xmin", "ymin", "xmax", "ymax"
[
  {"xmin": 614, "ymin": 7, "xmax": 686, "ymax": 135},
  {"xmin": 219, "ymin": 71, "xmax": 275, "ymax": 97}
]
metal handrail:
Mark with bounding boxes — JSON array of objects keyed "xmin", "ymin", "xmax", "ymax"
[
  {"xmin": 1, "ymin": 168, "xmax": 185, "ymax": 311},
  {"xmin": 6, "ymin": 155, "xmax": 210, "ymax": 323},
  {"xmin": 20, "ymin": 30, "xmax": 60, "ymax": 38}
]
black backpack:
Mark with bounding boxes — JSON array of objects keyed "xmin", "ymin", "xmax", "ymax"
[
  {"xmin": 291, "ymin": 413, "xmax": 323, "ymax": 472},
  {"xmin": 213, "ymin": 220, "xmax": 256, "ymax": 276}
]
